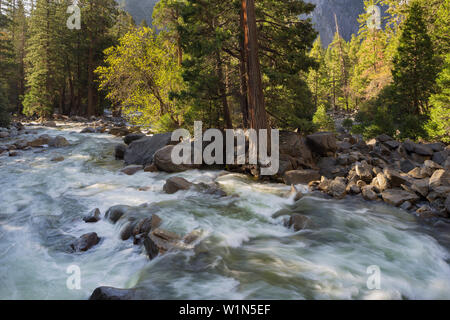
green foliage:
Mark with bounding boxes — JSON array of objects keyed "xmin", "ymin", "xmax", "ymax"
[
  {"xmin": 96, "ymin": 27, "xmax": 184, "ymax": 131},
  {"xmin": 391, "ymin": 1, "xmax": 438, "ymax": 115},
  {"xmin": 425, "ymin": 53, "xmax": 450, "ymax": 142},
  {"xmin": 342, "ymin": 118, "xmax": 354, "ymax": 131},
  {"xmin": 313, "ymin": 105, "xmax": 335, "ymax": 132}
]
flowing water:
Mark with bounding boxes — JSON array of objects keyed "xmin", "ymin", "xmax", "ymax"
[{"xmin": 1, "ymin": 124, "xmax": 450, "ymax": 300}]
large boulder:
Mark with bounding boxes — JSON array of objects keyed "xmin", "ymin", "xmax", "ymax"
[
  {"xmin": 28, "ymin": 134, "xmax": 50, "ymax": 147},
  {"xmin": 306, "ymin": 132, "xmax": 337, "ymax": 156},
  {"xmin": 383, "ymin": 168, "xmax": 411, "ymax": 188},
  {"xmin": 429, "ymin": 169, "xmax": 450, "ymax": 189},
  {"xmin": 355, "ymin": 161, "xmax": 373, "ymax": 183},
  {"xmin": 70, "ymin": 233, "xmax": 100, "ymax": 252},
  {"xmin": 283, "ymin": 169, "xmax": 320, "ymax": 185},
  {"xmin": 381, "ymin": 189, "xmax": 420, "ymax": 207},
  {"xmin": 124, "ymin": 133, "xmax": 172, "ymax": 166},
  {"xmin": 124, "ymin": 133, "xmax": 146, "ymax": 145},
  {"xmin": 328, "ymin": 177, "xmax": 347, "ymax": 199},
  {"xmin": 279, "ymin": 131, "xmax": 314, "ymax": 168},
  {"xmin": 163, "ymin": 177, "xmax": 193, "ymax": 194},
  {"xmin": 89, "ymin": 287, "xmax": 139, "ymax": 300},
  {"xmin": 114, "ymin": 144, "xmax": 127, "ymax": 160},
  {"xmin": 154, "ymin": 145, "xmax": 201, "ymax": 173},
  {"xmin": 409, "ymin": 178, "xmax": 430, "ymax": 198},
  {"xmin": 362, "ymin": 186, "xmax": 378, "ymax": 201}
]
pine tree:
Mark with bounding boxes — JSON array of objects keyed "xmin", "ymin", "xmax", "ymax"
[
  {"xmin": 425, "ymin": 53, "xmax": 450, "ymax": 142},
  {"xmin": 391, "ymin": 0, "xmax": 438, "ymax": 115},
  {"xmin": 307, "ymin": 36, "xmax": 328, "ymax": 109}
]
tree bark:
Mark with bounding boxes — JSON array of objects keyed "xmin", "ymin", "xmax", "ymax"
[
  {"xmin": 216, "ymin": 52, "xmax": 232, "ymax": 129},
  {"xmin": 243, "ymin": 0, "xmax": 268, "ymax": 131},
  {"xmin": 239, "ymin": 0, "xmax": 249, "ymax": 128}
]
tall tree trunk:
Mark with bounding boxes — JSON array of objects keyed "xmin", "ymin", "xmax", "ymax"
[
  {"xmin": 243, "ymin": 0, "xmax": 268, "ymax": 131},
  {"xmin": 87, "ymin": 43, "xmax": 95, "ymax": 116},
  {"xmin": 239, "ymin": 0, "xmax": 249, "ymax": 128},
  {"xmin": 215, "ymin": 52, "xmax": 232, "ymax": 129}
]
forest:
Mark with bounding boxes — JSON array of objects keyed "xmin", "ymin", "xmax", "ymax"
[{"xmin": 0, "ymin": 0, "xmax": 449, "ymax": 142}]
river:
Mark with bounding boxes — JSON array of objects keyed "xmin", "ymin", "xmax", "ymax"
[{"xmin": 0, "ymin": 124, "xmax": 449, "ymax": 300}]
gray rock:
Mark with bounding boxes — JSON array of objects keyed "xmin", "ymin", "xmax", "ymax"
[
  {"xmin": 50, "ymin": 156, "xmax": 64, "ymax": 162},
  {"xmin": 115, "ymin": 144, "xmax": 127, "ymax": 160},
  {"xmin": 48, "ymin": 136, "xmax": 69, "ymax": 148},
  {"xmin": 83, "ymin": 208, "xmax": 101, "ymax": 223},
  {"xmin": 283, "ymin": 169, "xmax": 321, "ymax": 185},
  {"xmin": 384, "ymin": 140, "xmax": 400, "ymax": 149},
  {"xmin": 306, "ymin": 132, "xmax": 337, "ymax": 156},
  {"xmin": 384, "ymin": 168, "xmax": 411, "ymax": 188},
  {"xmin": 400, "ymin": 159, "xmax": 417, "ymax": 173},
  {"xmin": 413, "ymin": 144, "xmax": 434, "ymax": 156},
  {"xmin": 410, "ymin": 178, "xmax": 429, "ymax": 198},
  {"xmin": 445, "ymin": 195, "xmax": 450, "ymax": 213},
  {"xmin": 400, "ymin": 201, "xmax": 413, "ymax": 211},
  {"xmin": 163, "ymin": 177, "xmax": 193, "ymax": 194},
  {"xmin": 154, "ymin": 145, "xmax": 201, "ymax": 173},
  {"xmin": 89, "ymin": 287, "xmax": 138, "ymax": 300},
  {"xmin": 376, "ymin": 173, "xmax": 390, "ymax": 191},
  {"xmin": 328, "ymin": 177, "xmax": 347, "ymax": 199},
  {"xmin": 356, "ymin": 161, "xmax": 373, "ymax": 183},
  {"xmin": 124, "ymin": 133, "xmax": 146, "ymax": 145},
  {"xmin": 287, "ymin": 214, "xmax": 311, "ymax": 231},
  {"xmin": 432, "ymin": 151, "xmax": 448, "ymax": 165},
  {"xmin": 70, "ymin": 233, "xmax": 100, "ymax": 252},
  {"xmin": 381, "ymin": 189, "xmax": 420, "ymax": 207},
  {"xmin": 124, "ymin": 133, "xmax": 172, "ymax": 166},
  {"xmin": 80, "ymin": 127, "xmax": 96, "ymax": 133},
  {"xmin": 120, "ymin": 165, "xmax": 143, "ymax": 176},
  {"xmin": 429, "ymin": 169, "xmax": 450, "ymax": 189},
  {"xmin": 361, "ymin": 186, "xmax": 378, "ymax": 201}
]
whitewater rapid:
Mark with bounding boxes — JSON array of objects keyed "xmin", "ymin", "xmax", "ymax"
[{"xmin": 0, "ymin": 124, "xmax": 449, "ymax": 299}]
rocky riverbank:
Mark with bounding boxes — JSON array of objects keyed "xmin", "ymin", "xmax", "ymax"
[{"xmin": 108, "ymin": 128, "xmax": 449, "ymax": 223}]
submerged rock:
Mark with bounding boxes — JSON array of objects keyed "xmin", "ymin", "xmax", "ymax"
[
  {"xmin": 120, "ymin": 165, "xmax": 143, "ymax": 176},
  {"xmin": 70, "ymin": 232, "xmax": 100, "ymax": 252},
  {"xmin": 163, "ymin": 177, "xmax": 193, "ymax": 194},
  {"xmin": 286, "ymin": 214, "xmax": 311, "ymax": 231},
  {"xmin": 83, "ymin": 208, "xmax": 101, "ymax": 223},
  {"xmin": 89, "ymin": 287, "xmax": 139, "ymax": 300},
  {"xmin": 48, "ymin": 136, "xmax": 69, "ymax": 148}
]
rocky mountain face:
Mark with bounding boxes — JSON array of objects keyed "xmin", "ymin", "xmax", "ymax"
[
  {"xmin": 305, "ymin": 0, "xmax": 365, "ymax": 46},
  {"xmin": 118, "ymin": 0, "xmax": 366, "ymax": 46}
]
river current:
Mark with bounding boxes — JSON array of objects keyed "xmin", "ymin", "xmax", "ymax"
[{"xmin": 0, "ymin": 124, "xmax": 449, "ymax": 299}]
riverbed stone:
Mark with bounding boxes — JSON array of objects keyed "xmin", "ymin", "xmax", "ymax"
[
  {"xmin": 123, "ymin": 133, "xmax": 146, "ymax": 145},
  {"xmin": 115, "ymin": 144, "xmax": 127, "ymax": 160},
  {"xmin": 381, "ymin": 189, "xmax": 420, "ymax": 207},
  {"xmin": 80, "ymin": 127, "xmax": 96, "ymax": 133},
  {"xmin": 89, "ymin": 287, "xmax": 138, "ymax": 300},
  {"xmin": 154, "ymin": 145, "xmax": 201, "ymax": 173},
  {"xmin": 48, "ymin": 136, "xmax": 69, "ymax": 147},
  {"xmin": 124, "ymin": 133, "xmax": 172, "ymax": 166},
  {"xmin": 429, "ymin": 169, "xmax": 450, "ymax": 189},
  {"xmin": 163, "ymin": 177, "xmax": 193, "ymax": 194},
  {"xmin": 83, "ymin": 208, "xmax": 101, "ymax": 223},
  {"xmin": 51, "ymin": 155, "xmax": 64, "ymax": 162},
  {"xmin": 361, "ymin": 186, "xmax": 378, "ymax": 201},
  {"xmin": 356, "ymin": 161, "xmax": 373, "ymax": 183},
  {"xmin": 384, "ymin": 168, "xmax": 411, "ymax": 188},
  {"xmin": 328, "ymin": 177, "xmax": 347, "ymax": 199},
  {"xmin": 306, "ymin": 132, "xmax": 337, "ymax": 156},
  {"xmin": 120, "ymin": 165, "xmax": 143, "ymax": 176},
  {"xmin": 283, "ymin": 170, "xmax": 321, "ymax": 185},
  {"xmin": 70, "ymin": 232, "xmax": 100, "ymax": 252},
  {"xmin": 287, "ymin": 214, "xmax": 311, "ymax": 231}
]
